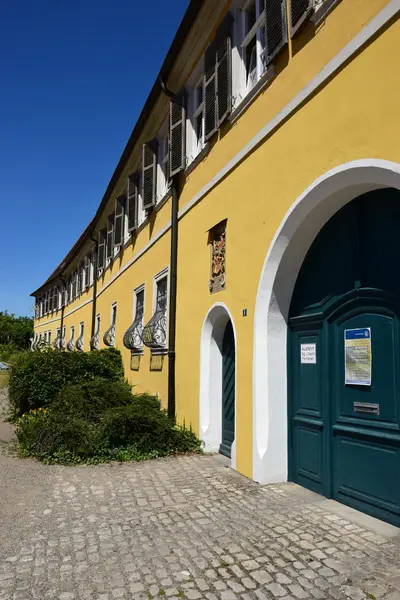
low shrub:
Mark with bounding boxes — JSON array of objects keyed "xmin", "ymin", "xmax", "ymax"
[
  {"xmin": 9, "ymin": 348, "xmax": 124, "ymax": 417},
  {"xmin": 15, "ymin": 378, "xmax": 202, "ymax": 464}
]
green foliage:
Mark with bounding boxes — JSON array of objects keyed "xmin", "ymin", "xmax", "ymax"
[
  {"xmin": 8, "ymin": 347, "xmax": 124, "ymax": 417},
  {"xmin": 0, "ymin": 311, "xmax": 33, "ymax": 353},
  {"xmin": 15, "ymin": 377, "xmax": 202, "ymax": 464}
]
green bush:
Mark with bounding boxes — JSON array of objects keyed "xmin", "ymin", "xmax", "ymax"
[
  {"xmin": 15, "ymin": 378, "xmax": 202, "ymax": 464},
  {"xmin": 9, "ymin": 348, "xmax": 124, "ymax": 417},
  {"xmin": 52, "ymin": 378, "xmax": 134, "ymax": 423}
]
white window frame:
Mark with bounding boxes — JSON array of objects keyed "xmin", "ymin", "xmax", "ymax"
[
  {"xmin": 79, "ymin": 321, "xmax": 84, "ymax": 343},
  {"xmin": 232, "ymin": 0, "xmax": 267, "ymax": 108},
  {"xmin": 152, "ymin": 267, "xmax": 169, "ymax": 315},
  {"xmin": 47, "ymin": 330, "xmax": 52, "ymax": 346},
  {"xmin": 186, "ymin": 58, "xmax": 205, "ymax": 166}
]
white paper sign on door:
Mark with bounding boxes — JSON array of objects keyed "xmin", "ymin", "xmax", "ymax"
[{"xmin": 300, "ymin": 343, "xmax": 316, "ymax": 364}]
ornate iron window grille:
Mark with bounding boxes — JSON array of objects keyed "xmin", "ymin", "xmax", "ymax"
[
  {"xmin": 90, "ymin": 318, "xmax": 100, "ymax": 350},
  {"xmin": 60, "ymin": 331, "xmax": 66, "ymax": 350},
  {"xmin": 75, "ymin": 332, "xmax": 84, "ymax": 352},
  {"xmin": 53, "ymin": 334, "xmax": 62, "ymax": 350},
  {"xmin": 67, "ymin": 331, "xmax": 75, "ymax": 352},
  {"xmin": 123, "ymin": 316, "xmax": 144, "ymax": 352},
  {"xmin": 142, "ymin": 279, "xmax": 167, "ymax": 350},
  {"xmin": 103, "ymin": 306, "xmax": 116, "ymax": 347},
  {"xmin": 123, "ymin": 292, "xmax": 144, "ymax": 352}
]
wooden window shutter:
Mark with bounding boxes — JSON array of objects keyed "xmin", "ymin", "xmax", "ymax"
[
  {"xmin": 98, "ymin": 229, "xmax": 106, "ymax": 270},
  {"xmin": 169, "ymin": 91, "xmax": 186, "ymax": 177},
  {"xmin": 216, "ymin": 14, "xmax": 233, "ymax": 128},
  {"xmin": 204, "ymin": 13, "xmax": 233, "ymax": 140},
  {"xmin": 114, "ymin": 195, "xmax": 125, "ymax": 247},
  {"xmin": 127, "ymin": 173, "xmax": 139, "ymax": 232},
  {"xmin": 204, "ymin": 55, "xmax": 217, "ymax": 141},
  {"xmin": 264, "ymin": 0, "xmax": 288, "ymax": 66},
  {"xmin": 106, "ymin": 214, "xmax": 114, "ymax": 261},
  {"xmin": 290, "ymin": 0, "xmax": 313, "ymax": 34},
  {"xmin": 142, "ymin": 140, "xmax": 158, "ymax": 210}
]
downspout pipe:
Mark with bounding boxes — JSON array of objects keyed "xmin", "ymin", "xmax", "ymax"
[
  {"xmin": 159, "ymin": 75, "xmax": 178, "ymax": 421},
  {"xmin": 167, "ymin": 179, "xmax": 179, "ymax": 420},
  {"xmin": 90, "ymin": 236, "xmax": 99, "ymax": 347}
]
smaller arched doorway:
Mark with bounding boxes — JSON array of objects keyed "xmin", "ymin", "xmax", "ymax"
[
  {"xmin": 199, "ymin": 304, "xmax": 237, "ymax": 466},
  {"xmin": 220, "ymin": 321, "xmax": 236, "ymax": 457}
]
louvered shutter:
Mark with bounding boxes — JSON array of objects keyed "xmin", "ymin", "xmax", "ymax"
[
  {"xmin": 114, "ymin": 195, "xmax": 125, "ymax": 247},
  {"xmin": 48, "ymin": 288, "xmax": 53, "ymax": 312},
  {"xmin": 204, "ymin": 39, "xmax": 217, "ymax": 141},
  {"xmin": 169, "ymin": 91, "xmax": 186, "ymax": 177},
  {"xmin": 106, "ymin": 214, "xmax": 114, "ymax": 261},
  {"xmin": 84, "ymin": 256, "xmax": 90, "ymax": 288},
  {"xmin": 127, "ymin": 173, "xmax": 138, "ymax": 232},
  {"xmin": 98, "ymin": 229, "xmax": 106, "ymax": 270},
  {"xmin": 54, "ymin": 286, "xmax": 59, "ymax": 310},
  {"xmin": 142, "ymin": 140, "xmax": 158, "ymax": 210},
  {"xmin": 216, "ymin": 15, "xmax": 232, "ymax": 127},
  {"xmin": 290, "ymin": 0, "xmax": 313, "ymax": 34},
  {"xmin": 204, "ymin": 14, "xmax": 233, "ymax": 140},
  {"xmin": 76, "ymin": 267, "xmax": 81, "ymax": 296},
  {"xmin": 265, "ymin": 0, "xmax": 288, "ymax": 66}
]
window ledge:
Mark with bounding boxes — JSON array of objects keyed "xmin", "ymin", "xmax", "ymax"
[
  {"xmin": 185, "ymin": 143, "xmax": 211, "ymax": 177},
  {"xmin": 156, "ymin": 188, "xmax": 172, "ymax": 210},
  {"xmin": 311, "ymin": 0, "xmax": 341, "ymax": 25},
  {"xmin": 229, "ymin": 66, "xmax": 276, "ymax": 125}
]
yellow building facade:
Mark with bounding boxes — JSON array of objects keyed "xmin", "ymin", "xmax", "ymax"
[{"xmin": 33, "ymin": 0, "xmax": 400, "ymax": 524}]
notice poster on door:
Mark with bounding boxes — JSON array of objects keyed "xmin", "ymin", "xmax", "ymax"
[{"xmin": 344, "ymin": 327, "xmax": 372, "ymax": 386}]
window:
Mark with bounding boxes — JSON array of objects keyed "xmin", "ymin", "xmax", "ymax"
[
  {"xmin": 47, "ymin": 331, "xmax": 51, "ymax": 346},
  {"xmin": 114, "ymin": 195, "xmax": 126, "ymax": 248},
  {"xmin": 142, "ymin": 270, "xmax": 168, "ymax": 351},
  {"xmin": 235, "ymin": 0, "xmax": 266, "ymax": 100},
  {"xmin": 155, "ymin": 277, "xmax": 167, "ymax": 314},
  {"xmin": 90, "ymin": 314, "xmax": 101, "ymax": 351}
]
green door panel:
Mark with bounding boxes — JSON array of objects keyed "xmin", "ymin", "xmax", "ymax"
[
  {"xmin": 330, "ymin": 310, "xmax": 400, "ymax": 524},
  {"xmin": 288, "ymin": 188, "xmax": 400, "ymax": 526},
  {"xmin": 220, "ymin": 321, "xmax": 235, "ymax": 458}
]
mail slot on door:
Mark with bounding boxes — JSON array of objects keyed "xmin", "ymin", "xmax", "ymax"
[{"xmin": 353, "ymin": 402, "xmax": 380, "ymax": 415}]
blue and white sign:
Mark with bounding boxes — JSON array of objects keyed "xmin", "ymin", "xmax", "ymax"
[{"xmin": 344, "ymin": 327, "xmax": 371, "ymax": 386}]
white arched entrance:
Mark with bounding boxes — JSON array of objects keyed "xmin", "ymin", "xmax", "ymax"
[
  {"xmin": 253, "ymin": 159, "xmax": 400, "ymax": 484},
  {"xmin": 199, "ymin": 303, "xmax": 237, "ymax": 470}
]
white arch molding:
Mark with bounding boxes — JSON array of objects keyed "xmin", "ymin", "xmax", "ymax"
[
  {"xmin": 253, "ymin": 159, "xmax": 400, "ymax": 484},
  {"xmin": 199, "ymin": 302, "xmax": 237, "ymax": 470}
]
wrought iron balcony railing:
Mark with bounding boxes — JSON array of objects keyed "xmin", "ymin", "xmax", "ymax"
[
  {"xmin": 123, "ymin": 317, "xmax": 143, "ymax": 352},
  {"xmin": 75, "ymin": 335, "xmax": 84, "ymax": 352},
  {"xmin": 90, "ymin": 331, "xmax": 100, "ymax": 351},
  {"xmin": 67, "ymin": 336, "xmax": 75, "ymax": 352},
  {"xmin": 141, "ymin": 309, "xmax": 167, "ymax": 350},
  {"xmin": 103, "ymin": 322, "xmax": 116, "ymax": 347}
]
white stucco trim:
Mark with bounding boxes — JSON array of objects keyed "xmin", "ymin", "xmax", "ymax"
[
  {"xmin": 199, "ymin": 303, "xmax": 237, "ymax": 471},
  {"xmin": 252, "ymin": 159, "xmax": 400, "ymax": 485}
]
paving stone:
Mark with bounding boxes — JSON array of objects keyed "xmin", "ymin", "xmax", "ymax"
[{"xmin": 0, "ymin": 386, "xmax": 398, "ymax": 600}]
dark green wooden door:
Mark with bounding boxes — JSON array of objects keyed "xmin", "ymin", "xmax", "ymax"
[
  {"xmin": 288, "ymin": 189, "xmax": 400, "ymax": 525},
  {"xmin": 330, "ymin": 309, "xmax": 400, "ymax": 522},
  {"xmin": 220, "ymin": 321, "xmax": 235, "ymax": 457}
]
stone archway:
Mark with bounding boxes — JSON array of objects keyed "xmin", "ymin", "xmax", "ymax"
[{"xmin": 253, "ymin": 159, "xmax": 400, "ymax": 484}]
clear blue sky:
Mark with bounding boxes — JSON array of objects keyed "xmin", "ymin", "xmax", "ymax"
[{"xmin": 0, "ymin": 0, "xmax": 189, "ymax": 317}]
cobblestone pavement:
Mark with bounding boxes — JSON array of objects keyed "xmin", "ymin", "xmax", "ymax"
[{"xmin": 0, "ymin": 395, "xmax": 399, "ymax": 599}]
